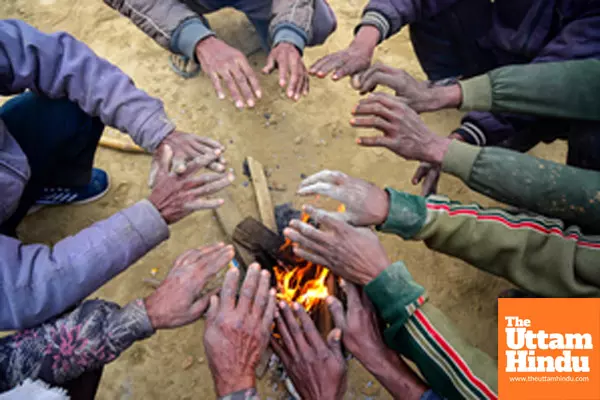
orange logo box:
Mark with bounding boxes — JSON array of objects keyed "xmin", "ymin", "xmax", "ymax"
[{"xmin": 498, "ymin": 299, "xmax": 600, "ymax": 400}]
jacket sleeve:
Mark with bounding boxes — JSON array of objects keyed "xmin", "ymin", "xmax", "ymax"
[
  {"xmin": 270, "ymin": 0, "xmax": 315, "ymax": 52},
  {"xmin": 0, "ymin": 19, "xmax": 174, "ymax": 152},
  {"xmin": 441, "ymin": 140, "xmax": 600, "ymax": 233},
  {"xmin": 378, "ymin": 188, "xmax": 600, "ymax": 297},
  {"xmin": 356, "ymin": 0, "xmax": 461, "ymax": 42},
  {"xmin": 103, "ymin": 0, "xmax": 214, "ymax": 61},
  {"xmin": 0, "ymin": 299, "xmax": 154, "ymax": 390},
  {"xmin": 365, "ymin": 262, "xmax": 498, "ymax": 400},
  {"xmin": 459, "ymin": 60, "xmax": 600, "ymax": 121},
  {"xmin": 456, "ymin": 11, "xmax": 600, "ymax": 147},
  {"xmin": 0, "ymin": 200, "xmax": 169, "ymax": 330}
]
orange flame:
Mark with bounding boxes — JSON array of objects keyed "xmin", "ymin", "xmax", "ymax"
[{"xmin": 274, "ymin": 212, "xmax": 330, "ymax": 312}]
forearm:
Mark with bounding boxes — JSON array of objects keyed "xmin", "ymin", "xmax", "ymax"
[
  {"xmin": 442, "ymin": 140, "xmax": 600, "ymax": 233},
  {"xmin": 0, "ymin": 200, "xmax": 169, "ymax": 330},
  {"xmin": 0, "ymin": 20, "xmax": 174, "ymax": 151},
  {"xmin": 459, "ymin": 60, "xmax": 600, "ymax": 120},
  {"xmin": 361, "ymin": 349, "xmax": 428, "ymax": 400},
  {"xmin": 364, "ymin": 263, "xmax": 497, "ymax": 399},
  {"xmin": 270, "ymin": 0, "xmax": 313, "ymax": 52},
  {"xmin": 0, "ymin": 299, "xmax": 154, "ymax": 390}
]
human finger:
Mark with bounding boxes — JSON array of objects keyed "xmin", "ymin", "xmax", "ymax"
[
  {"xmin": 195, "ymin": 136, "xmax": 225, "ymax": 150},
  {"xmin": 356, "ymin": 135, "xmax": 394, "ymax": 148},
  {"xmin": 275, "ymin": 305, "xmax": 298, "ymax": 359},
  {"xmin": 262, "ymin": 52, "xmax": 276, "ymax": 74},
  {"xmin": 333, "ymin": 59, "xmax": 363, "ymax": 81},
  {"xmin": 298, "ymin": 169, "xmax": 346, "ymax": 189},
  {"xmin": 190, "ymin": 287, "xmax": 221, "ymax": 319},
  {"xmin": 287, "ymin": 57, "xmax": 301, "ymax": 100},
  {"xmin": 283, "ymin": 226, "xmax": 331, "ymax": 257},
  {"xmin": 262, "ymin": 288, "xmax": 277, "ymax": 331},
  {"xmin": 219, "ymin": 267, "xmax": 240, "ymax": 312},
  {"xmin": 292, "ymin": 246, "xmax": 330, "ymax": 267},
  {"xmin": 173, "ymin": 243, "xmax": 225, "ymax": 268},
  {"xmin": 326, "ymin": 328, "xmax": 344, "ymax": 360},
  {"xmin": 352, "ymin": 102, "xmax": 396, "ymax": 122},
  {"xmin": 311, "ymin": 54, "xmax": 343, "ymax": 78},
  {"xmin": 280, "ymin": 301, "xmax": 311, "ymax": 356},
  {"xmin": 208, "ymin": 161, "xmax": 227, "ymax": 173},
  {"xmin": 350, "ymin": 115, "xmax": 395, "ymax": 132},
  {"xmin": 288, "ymin": 219, "xmax": 330, "ymax": 244},
  {"xmin": 309, "ymin": 53, "xmax": 335, "ymax": 76},
  {"xmin": 303, "ymin": 74, "xmax": 309, "ymax": 96},
  {"xmin": 205, "ymin": 294, "xmax": 220, "ymax": 321},
  {"xmin": 421, "ymin": 167, "xmax": 440, "ymax": 196},
  {"xmin": 278, "ymin": 52, "xmax": 289, "ymax": 88},
  {"xmin": 208, "ymin": 71, "xmax": 226, "ymax": 100},
  {"xmin": 303, "ymin": 205, "xmax": 347, "ymax": 232},
  {"xmin": 340, "ymin": 279, "xmax": 361, "ymax": 311},
  {"xmin": 236, "ymin": 263, "xmax": 261, "ymax": 314},
  {"xmin": 239, "ymin": 59, "xmax": 262, "ymax": 99},
  {"xmin": 270, "ymin": 336, "xmax": 292, "ymax": 366},
  {"xmin": 231, "ymin": 65, "xmax": 256, "ymax": 108},
  {"xmin": 190, "ymin": 245, "xmax": 235, "ymax": 292},
  {"xmin": 412, "ymin": 163, "xmax": 431, "ymax": 185},
  {"xmin": 221, "ymin": 69, "xmax": 244, "ymax": 109},
  {"xmin": 294, "ymin": 302, "xmax": 327, "ymax": 353},
  {"xmin": 327, "ymin": 296, "xmax": 347, "ymax": 331},
  {"xmin": 251, "ymin": 269, "xmax": 272, "ymax": 317},
  {"xmin": 184, "ymin": 198, "xmax": 225, "ymax": 211},
  {"xmin": 187, "ymin": 173, "xmax": 234, "ymax": 197},
  {"xmin": 297, "ymin": 182, "xmax": 341, "ymax": 200}
]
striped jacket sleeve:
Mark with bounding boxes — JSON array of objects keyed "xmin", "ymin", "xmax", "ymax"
[
  {"xmin": 365, "ymin": 262, "xmax": 498, "ymax": 399},
  {"xmin": 379, "ymin": 189, "xmax": 600, "ymax": 297}
]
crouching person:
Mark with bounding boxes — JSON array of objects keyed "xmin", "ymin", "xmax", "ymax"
[{"xmin": 0, "ymin": 245, "xmax": 234, "ymax": 394}]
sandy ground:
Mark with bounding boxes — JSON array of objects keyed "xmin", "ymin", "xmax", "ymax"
[{"xmin": 3, "ymin": 0, "xmax": 567, "ymax": 398}]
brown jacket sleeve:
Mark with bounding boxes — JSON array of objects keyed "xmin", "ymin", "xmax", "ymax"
[{"xmin": 103, "ymin": 0, "xmax": 199, "ymax": 50}]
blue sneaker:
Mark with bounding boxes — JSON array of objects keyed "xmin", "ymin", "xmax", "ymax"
[{"xmin": 35, "ymin": 168, "xmax": 111, "ymax": 206}]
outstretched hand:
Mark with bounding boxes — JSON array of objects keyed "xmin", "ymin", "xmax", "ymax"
[
  {"xmin": 263, "ymin": 43, "xmax": 309, "ymax": 101},
  {"xmin": 284, "ymin": 207, "xmax": 391, "ymax": 285},
  {"xmin": 144, "ymin": 243, "xmax": 235, "ymax": 330},
  {"xmin": 351, "ymin": 92, "xmax": 451, "ymax": 164},
  {"xmin": 272, "ymin": 301, "xmax": 347, "ymax": 400},
  {"xmin": 297, "ymin": 170, "xmax": 389, "ymax": 226},
  {"xmin": 150, "ymin": 131, "xmax": 226, "ymax": 187},
  {"xmin": 195, "ymin": 37, "xmax": 262, "ymax": 109},
  {"xmin": 203, "ymin": 264, "xmax": 277, "ymax": 397},
  {"xmin": 148, "ymin": 144, "xmax": 234, "ymax": 225}
]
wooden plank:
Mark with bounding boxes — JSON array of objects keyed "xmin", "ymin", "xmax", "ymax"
[
  {"xmin": 213, "ymin": 191, "xmax": 255, "ymax": 269},
  {"xmin": 246, "ymin": 157, "xmax": 277, "ymax": 231}
]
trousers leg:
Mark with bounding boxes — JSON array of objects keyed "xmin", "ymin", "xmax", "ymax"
[
  {"xmin": 0, "ymin": 92, "xmax": 104, "ymax": 236},
  {"xmin": 307, "ymin": 0, "xmax": 337, "ymax": 46}
]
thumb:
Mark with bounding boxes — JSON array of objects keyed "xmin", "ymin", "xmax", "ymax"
[
  {"xmin": 205, "ymin": 295, "xmax": 220, "ymax": 321},
  {"xmin": 327, "ymin": 296, "xmax": 347, "ymax": 332},
  {"xmin": 191, "ymin": 288, "xmax": 220, "ymax": 319},
  {"xmin": 326, "ymin": 328, "xmax": 344, "ymax": 359},
  {"xmin": 263, "ymin": 54, "xmax": 276, "ymax": 74},
  {"xmin": 148, "ymin": 159, "xmax": 159, "ymax": 188}
]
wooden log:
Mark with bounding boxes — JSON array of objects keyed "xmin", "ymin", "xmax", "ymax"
[{"xmin": 246, "ymin": 157, "xmax": 277, "ymax": 231}]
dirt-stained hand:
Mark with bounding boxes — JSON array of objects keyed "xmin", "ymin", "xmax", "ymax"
[
  {"xmin": 326, "ymin": 280, "xmax": 389, "ymax": 364},
  {"xmin": 351, "ymin": 92, "xmax": 451, "ymax": 164},
  {"xmin": 263, "ymin": 42, "xmax": 309, "ymax": 101},
  {"xmin": 411, "ymin": 162, "xmax": 441, "ymax": 196},
  {"xmin": 196, "ymin": 37, "xmax": 262, "ymax": 109},
  {"xmin": 284, "ymin": 207, "xmax": 391, "ymax": 285},
  {"xmin": 353, "ymin": 63, "xmax": 440, "ymax": 112},
  {"xmin": 148, "ymin": 144, "xmax": 234, "ymax": 225},
  {"xmin": 309, "ymin": 26, "xmax": 379, "ymax": 81},
  {"xmin": 297, "ymin": 170, "xmax": 389, "ymax": 226},
  {"xmin": 203, "ymin": 263, "xmax": 277, "ymax": 397},
  {"xmin": 144, "ymin": 243, "xmax": 235, "ymax": 330},
  {"xmin": 271, "ymin": 301, "xmax": 347, "ymax": 400},
  {"xmin": 150, "ymin": 131, "xmax": 226, "ymax": 186}
]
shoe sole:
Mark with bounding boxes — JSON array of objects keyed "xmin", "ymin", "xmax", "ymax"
[{"xmin": 27, "ymin": 174, "xmax": 111, "ymax": 215}]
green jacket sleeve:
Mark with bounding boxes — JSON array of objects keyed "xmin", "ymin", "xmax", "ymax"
[
  {"xmin": 442, "ymin": 140, "xmax": 600, "ymax": 234},
  {"xmin": 365, "ymin": 262, "xmax": 498, "ymax": 400},
  {"xmin": 378, "ymin": 188, "xmax": 600, "ymax": 297},
  {"xmin": 459, "ymin": 60, "xmax": 600, "ymax": 120}
]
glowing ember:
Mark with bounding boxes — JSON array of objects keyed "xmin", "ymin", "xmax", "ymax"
[{"xmin": 274, "ymin": 212, "xmax": 330, "ymax": 312}]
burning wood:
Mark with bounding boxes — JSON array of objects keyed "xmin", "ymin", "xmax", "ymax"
[{"xmin": 233, "ymin": 214, "xmax": 338, "ymax": 336}]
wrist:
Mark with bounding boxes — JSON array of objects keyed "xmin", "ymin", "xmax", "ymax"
[
  {"xmin": 432, "ymin": 84, "xmax": 462, "ymax": 110},
  {"xmin": 424, "ymin": 137, "xmax": 451, "ymax": 167},
  {"xmin": 373, "ymin": 187, "xmax": 391, "ymax": 226},
  {"xmin": 352, "ymin": 25, "xmax": 379, "ymax": 54},
  {"xmin": 195, "ymin": 35, "xmax": 219, "ymax": 56},
  {"xmin": 216, "ymin": 376, "xmax": 256, "ymax": 397},
  {"xmin": 144, "ymin": 295, "xmax": 164, "ymax": 330}
]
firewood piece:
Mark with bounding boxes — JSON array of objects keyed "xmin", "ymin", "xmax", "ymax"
[
  {"xmin": 246, "ymin": 157, "xmax": 277, "ymax": 231},
  {"xmin": 233, "ymin": 217, "xmax": 284, "ymax": 255},
  {"xmin": 213, "ymin": 191, "xmax": 255, "ymax": 269},
  {"xmin": 99, "ymin": 135, "xmax": 146, "ymax": 153}
]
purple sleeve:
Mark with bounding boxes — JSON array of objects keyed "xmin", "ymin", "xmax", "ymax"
[
  {"xmin": 457, "ymin": 11, "xmax": 600, "ymax": 147},
  {"xmin": 361, "ymin": 0, "xmax": 460, "ymax": 39},
  {"xmin": 0, "ymin": 200, "xmax": 169, "ymax": 330},
  {"xmin": 0, "ymin": 299, "xmax": 154, "ymax": 390},
  {"xmin": 0, "ymin": 19, "xmax": 174, "ymax": 151}
]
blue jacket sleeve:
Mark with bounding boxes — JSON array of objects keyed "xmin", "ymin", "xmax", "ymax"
[
  {"xmin": 0, "ymin": 19, "xmax": 174, "ymax": 151},
  {"xmin": 0, "ymin": 200, "xmax": 169, "ymax": 330}
]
